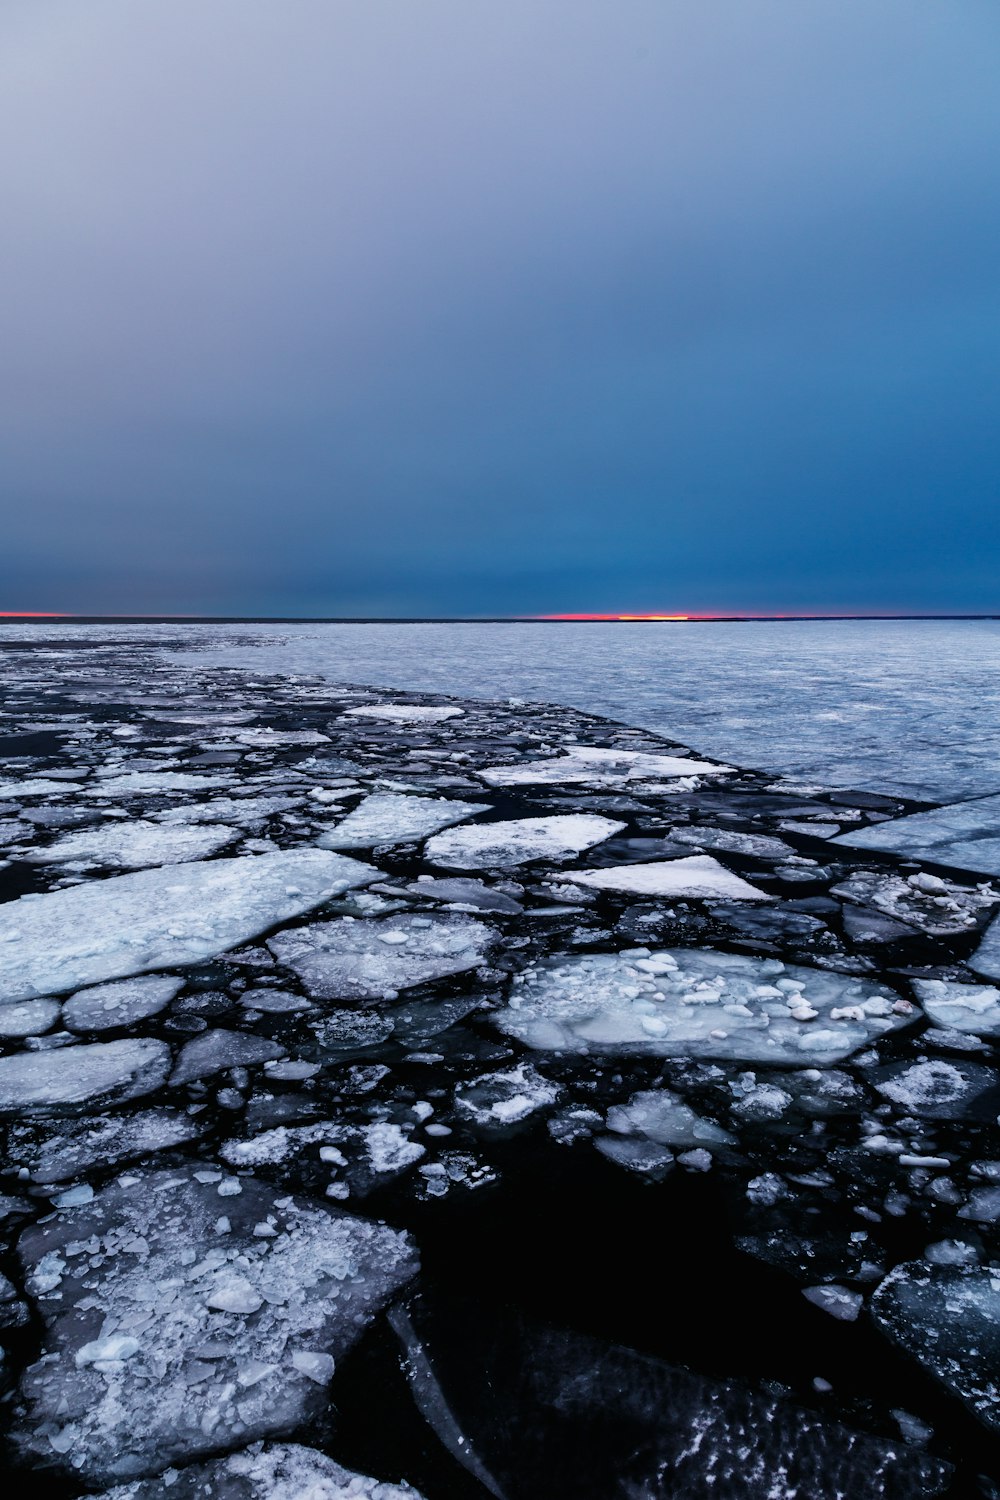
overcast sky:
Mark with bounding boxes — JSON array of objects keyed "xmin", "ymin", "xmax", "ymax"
[{"xmin": 2, "ymin": 1, "xmax": 998, "ymax": 615}]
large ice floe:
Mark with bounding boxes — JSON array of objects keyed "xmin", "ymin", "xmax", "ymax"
[
  {"xmin": 564, "ymin": 854, "xmax": 771, "ymax": 901},
  {"xmin": 833, "ymin": 793, "xmax": 1000, "ymax": 877},
  {"xmin": 267, "ymin": 912, "xmax": 494, "ymax": 1001},
  {"xmin": 316, "ymin": 792, "xmax": 487, "ymax": 849},
  {"xmin": 92, "ymin": 1444, "xmax": 427, "ymax": 1499},
  {"xmin": 477, "ymin": 745, "xmax": 730, "ymax": 787},
  {"xmin": 342, "ymin": 704, "xmax": 463, "ymax": 722},
  {"xmin": 910, "ymin": 978, "xmax": 1000, "ymax": 1034},
  {"xmin": 63, "ymin": 975, "xmax": 184, "ymax": 1033},
  {"xmin": 831, "ymin": 869, "xmax": 999, "ymax": 936},
  {"xmin": 973, "ymin": 913, "xmax": 1000, "ymax": 981},
  {"xmin": 495, "ymin": 948, "xmax": 915, "ymax": 1063},
  {"xmin": 0, "ymin": 849, "xmax": 378, "ymax": 1003},
  {"xmin": 871, "ymin": 1263, "xmax": 1000, "ymax": 1432},
  {"xmin": 425, "ymin": 814, "xmax": 624, "ymax": 869},
  {"xmin": 25, "ymin": 819, "xmax": 237, "ymax": 868},
  {"xmin": 13, "ymin": 1167, "xmax": 418, "ymax": 1482},
  {"xmin": 0, "ymin": 1039, "xmax": 171, "ymax": 1116}
]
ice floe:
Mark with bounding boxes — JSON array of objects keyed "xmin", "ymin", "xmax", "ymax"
[
  {"xmin": 478, "ymin": 745, "xmax": 730, "ymax": 788},
  {"xmin": 0, "ymin": 1038, "xmax": 171, "ymax": 1115},
  {"xmin": 425, "ymin": 814, "xmax": 624, "ymax": 869},
  {"xmin": 565, "ymin": 855, "xmax": 771, "ymax": 901},
  {"xmin": 910, "ymin": 978, "xmax": 1000, "ymax": 1034},
  {"xmin": 0, "ymin": 849, "xmax": 378, "ymax": 1003},
  {"xmin": 495, "ymin": 948, "xmax": 914, "ymax": 1063},
  {"xmin": 170, "ymin": 1029, "xmax": 287, "ymax": 1086},
  {"xmin": 92, "ymin": 1443, "xmax": 427, "ymax": 1499},
  {"xmin": 90, "ymin": 771, "xmax": 231, "ymax": 797},
  {"xmin": 343, "ymin": 704, "xmax": 463, "ymax": 722},
  {"xmin": 832, "ymin": 869, "xmax": 999, "ymax": 936},
  {"xmin": 14, "ymin": 1167, "xmax": 418, "ymax": 1481},
  {"xmin": 9, "ymin": 1107, "xmax": 204, "ymax": 1183},
  {"xmin": 316, "ymin": 792, "xmax": 487, "ymax": 849},
  {"xmin": 605, "ymin": 1088, "xmax": 734, "ymax": 1150},
  {"xmin": 63, "ymin": 975, "xmax": 185, "ymax": 1033},
  {"xmin": 0, "ymin": 997, "xmax": 61, "ymax": 1037},
  {"xmin": 973, "ymin": 914, "xmax": 1000, "ymax": 981},
  {"xmin": 455, "ymin": 1063, "xmax": 560, "ymax": 1128},
  {"xmin": 833, "ymin": 794, "xmax": 1000, "ymax": 877},
  {"xmin": 26, "ymin": 819, "xmax": 237, "ymax": 868},
  {"xmin": 872, "ymin": 1262, "xmax": 1000, "ymax": 1432},
  {"xmin": 268, "ymin": 912, "xmax": 494, "ymax": 1001},
  {"xmin": 404, "ymin": 876, "xmax": 524, "ymax": 914}
]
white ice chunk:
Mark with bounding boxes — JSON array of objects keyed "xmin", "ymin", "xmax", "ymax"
[
  {"xmin": 0, "ymin": 1039, "xmax": 170, "ymax": 1116},
  {"xmin": 911, "ymin": 979, "xmax": 1000, "ymax": 1035},
  {"xmin": 0, "ymin": 849, "xmax": 378, "ymax": 1004},
  {"xmin": 565, "ymin": 856, "xmax": 771, "ymax": 902},
  {"xmin": 478, "ymin": 745, "xmax": 730, "ymax": 787},
  {"xmin": 63, "ymin": 975, "xmax": 184, "ymax": 1033},
  {"xmin": 27, "ymin": 820, "xmax": 237, "ymax": 869},
  {"xmin": 455, "ymin": 1063, "xmax": 560, "ymax": 1127},
  {"xmin": 171, "ymin": 1029, "xmax": 286, "ymax": 1086},
  {"xmin": 317, "ymin": 793, "xmax": 487, "ymax": 849},
  {"xmin": 268, "ymin": 913, "xmax": 493, "ymax": 1001},
  {"xmin": 606, "ymin": 1088, "xmax": 734, "ymax": 1149},
  {"xmin": 803, "ymin": 1285, "xmax": 864, "ymax": 1322},
  {"xmin": 495, "ymin": 948, "xmax": 912, "ymax": 1064},
  {"xmin": 343, "ymin": 704, "xmax": 463, "ymax": 722},
  {"xmin": 833, "ymin": 870, "xmax": 999, "ymax": 937},
  {"xmin": 426, "ymin": 815, "xmax": 624, "ymax": 870},
  {"xmin": 90, "ymin": 771, "xmax": 231, "ymax": 798},
  {"xmin": 0, "ymin": 998, "xmax": 61, "ymax": 1038},
  {"xmin": 91, "ymin": 1443, "xmax": 427, "ymax": 1499},
  {"xmin": 14, "ymin": 1168, "xmax": 418, "ymax": 1482}
]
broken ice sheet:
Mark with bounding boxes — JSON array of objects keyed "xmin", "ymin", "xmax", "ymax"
[
  {"xmin": 832, "ymin": 869, "xmax": 999, "ymax": 936},
  {"xmin": 478, "ymin": 745, "xmax": 730, "ymax": 788},
  {"xmin": 873, "ymin": 1059, "xmax": 1000, "ymax": 1120},
  {"xmin": 267, "ymin": 912, "xmax": 494, "ymax": 1001},
  {"xmin": 342, "ymin": 703, "xmax": 463, "ymax": 722},
  {"xmin": 455, "ymin": 1063, "xmax": 560, "ymax": 1128},
  {"xmin": 316, "ymin": 791, "xmax": 488, "ymax": 848},
  {"xmin": 0, "ymin": 1038, "xmax": 171, "ymax": 1116},
  {"xmin": 14, "ymin": 1166, "xmax": 418, "ymax": 1482},
  {"xmin": 910, "ymin": 978, "xmax": 1000, "ymax": 1034},
  {"xmin": 564, "ymin": 855, "xmax": 772, "ymax": 902},
  {"xmin": 25, "ymin": 819, "xmax": 238, "ymax": 869},
  {"xmin": 872, "ymin": 1262, "xmax": 1000, "ymax": 1433},
  {"xmin": 833, "ymin": 793, "xmax": 1000, "ymax": 878},
  {"xmin": 8, "ymin": 1107, "xmax": 205, "ymax": 1183},
  {"xmin": 91, "ymin": 1443, "xmax": 427, "ymax": 1499},
  {"xmin": 63, "ymin": 975, "xmax": 184, "ymax": 1032},
  {"xmin": 0, "ymin": 848, "xmax": 378, "ymax": 1003},
  {"xmin": 495, "ymin": 948, "xmax": 915, "ymax": 1064},
  {"xmin": 425, "ymin": 814, "xmax": 624, "ymax": 869},
  {"xmin": 606, "ymin": 1088, "xmax": 734, "ymax": 1150}
]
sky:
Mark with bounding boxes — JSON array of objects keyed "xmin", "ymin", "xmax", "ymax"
[{"xmin": 1, "ymin": 1, "xmax": 999, "ymax": 617}]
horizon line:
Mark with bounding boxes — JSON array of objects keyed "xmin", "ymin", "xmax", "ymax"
[{"xmin": 2, "ymin": 612, "xmax": 1000, "ymax": 624}]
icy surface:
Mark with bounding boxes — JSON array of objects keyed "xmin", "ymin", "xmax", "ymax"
[
  {"xmin": 0, "ymin": 1039, "xmax": 171, "ymax": 1115},
  {"xmin": 831, "ymin": 869, "xmax": 999, "ymax": 936},
  {"xmin": 872, "ymin": 1263, "xmax": 1000, "ymax": 1431},
  {"xmin": 268, "ymin": 913, "xmax": 494, "ymax": 1001},
  {"xmin": 27, "ymin": 819, "xmax": 237, "ymax": 868},
  {"xmin": 9, "ymin": 1108, "xmax": 205, "ymax": 1184},
  {"xmin": 0, "ymin": 998, "xmax": 60, "ymax": 1037},
  {"xmin": 0, "ymin": 849, "xmax": 378, "ymax": 1003},
  {"xmin": 606, "ymin": 1088, "xmax": 734, "ymax": 1149},
  {"xmin": 316, "ymin": 792, "xmax": 486, "ymax": 849},
  {"xmin": 425, "ymin": 815, "xmax": 624, "ymax": 869},
  {"xmin": 14, "ymin": 1167, "xmax": 418, "ymax": 1481},
  {"xmin": 910, "ymin": 979, "xmax": 1000, "ymax": 1034},
  {"xmin": 63, "ymin": 975, "xmax": 184, "ymax": 1033},
  {"xmin": 567, "ymin": 856, "xmax": 771, "ymax": 902},
  {"xmin": 171, "ymin": 1029, "xmax": 286, "ymax": 1085},
  {"xmin": 833, "ymin": 794, "xmax": 1000, "ymax": 876},
  {"xmin": 343, "ymin": 704, "xmax": 463, "ymax": 722},
  {"xmin": 478, "ymin": 745, "xmax": 729, "ymax": 787},
  {"xmin": 90, "ymin": 771, "xmax": 230, "ymax": 798},
  {"xmin": 496, "ymin": 948, "xmax": 913, "ymax": 1064},
  {"xmin": 973, "ymin": 915, "xmax": 1000, "ymax": 981},
  {"xmin": 93, "ymin": 1443, "xmax": 427, "ymax": 1499}
]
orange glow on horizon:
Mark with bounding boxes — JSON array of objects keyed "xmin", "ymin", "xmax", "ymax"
[{"xmin": 0, "ymin": 611, "xmax": 69, "ymax": 617}]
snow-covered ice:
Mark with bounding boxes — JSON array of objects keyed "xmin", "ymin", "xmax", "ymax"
[
  {"xmin": 343, "ymin": 704, "xmax": 463, "ymax": 722},
  {"xmin": 565, "ymin": 855, "xmax": 771, "ymax": 902},
  {"xmin": 90, "ymin": 771, "xmax": 231, "ymax": 798},
  {"xmin": 478, "ymin": 745, "xmax": 730, "ymax": 788},
  {"xmin": 0, "ymin": 998, "xmax": 61, "ymax": 1037},
  {"xmin": 63, "ymin": 975, "xmax": 184, "ymax": 1032},
  {"xmin": 910, "ymin": 979, "xmax": 1000, "ymax": 1035},
  {"xmin": 316, "ymin": 792, "xmax": 487, "ymax": 849},
  {"xmin": 455, "ymin": 1063, "xmax": 560, "ymax": 1128},
  {"xmin": 495, "ymin": 948, "xmax": 914, "ymax": 1064},
  {"xmin": 26, "ymin": 819, "xmax": 237, "ymax": 868},
  {"xmin": 832, "ymin": 870, "xmax": 999, "ymax": 937},
  {"xmin": 0, "ymin": 849, "xmax": 378, "ymax": 1003},
  {"xmin": 14, "ymin": 1167, "xmax": 418, "ymax": 1481},
  {"xmin": 0, "ymin": 1039, "xmax": 171, "ymax": 1115},
  {"xmin": 425, "ymin": 814, "xmax": 624, "ymax": 869},
  {"xmin": 9, "ymin": 1108, "xmax": 204, "ymax": 1183},
  {"xmin": 268, "ymin": 912, "xmax": 494, "ymax": 1001},
  {"xmin": 92, "ymin": 1443, "xmax": 427, "ymax": 1499},
  {"xmin": 605, "ymin": 1088, "xmax": 734, "ymax": 1149}
]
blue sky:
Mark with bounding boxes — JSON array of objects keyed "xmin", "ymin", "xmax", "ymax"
[{"xmin": 2, "ymin": 1, "xmax": 999, "ymax": 615}]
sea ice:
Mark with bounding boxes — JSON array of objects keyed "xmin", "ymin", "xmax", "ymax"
[
  {"xmin": 833, "ymin": 794, "xmax": 1000, "ymax": 878},
  {"xmin": 478, "ymin": 745, "xmax": 730, "ymax": 788},
  {"xmin": 455, "ymin": 1063, "xmax": 560, "ymax": 1128},
  {"xmin": 0, "ymin": 1039, "xmax": 171, "ymax": 1116},
  {"xmin": 14, "ymin": 1167, "xmax": 418, "ymax": 1481},
  {"xmin": 565, "ymin": 855, "xmax": 771, "ymax": 902},
  {"xmin": 316, "ymin": 792, "xmax": 487, "ymax": 849},
  {"xmin": 268, "ymin": 913, "xmax": 494, "ymax": 1001},
  {"xmin": 910, "ymin": 979, "xmax": 1000, "ymax": 1034},
  {"xmin": 973, "ymin": 915, "xmax": 1000, "ymax": 982},
  {"xmin": 63, "ymin": 975, "xmax": 184, "ymax": 1033},
  {"xmin": 495, "ymin": 948, "xmax": 914, "ymax": 1064},
  {"xmin": 404, "ymin": 877, "xmax": 524, "ymax": 914},
  {"xmin": 154, "ymin": 795, "xmax": 303, "ymax": 826},
  {"xmin": 605, "ymin": 1088, "xmax": 734, "ymax": 1149},
  {"xmin": 26, "ymin": 820, "xmax": 237, "ymax": 869},
  {"xmin": 872, "ymin": 1262, "xmax": 1000, "ymax": 1432},
  {"xmin": 0, "ymin": 998, "xmax": 61, "ymax": 1038},
  {"xmin": 90, "ymin": 771, "xmax": 231, "ymax": 798},
  {"xmin": 9, "ymin": 1107, "xmax": 204, "ymax": 1183},
  {"xmin": 873, "ymin": 1059, "xmax": 999, "ymax": 1119},
  {"xmin": 170, "ymin": 1029, "xmax": 286, "ymax": 1086},
  {"xmin": 92, "ymin": 1444, "xmax": 427, "ymax": 1499},
  {"xmin": 672, "ymin": 827, "xmax": 794, "ymax": 860},
  {"xmin": 425, "ymin": 814, "xmax": 624, "ymax": 870},
  {"xmin": 0, "ymin": 849, "xmax": 378, "ymax": 1003},
  {"xmin": 832, "ymin": 870, "xmax": 999, "ymax": 936},
  {"xmin": 342, "ymin": 704, "xmax": 463, "ymax": 722}
]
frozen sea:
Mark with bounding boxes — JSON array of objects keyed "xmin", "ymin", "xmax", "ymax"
[{"xmin": 5, "ymin": 619, "xmax": 997, "ymax": 803}]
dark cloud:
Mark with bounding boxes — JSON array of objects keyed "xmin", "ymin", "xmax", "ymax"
[{"xmin": 2, "ymin": 1, "xmax": 998, "ymax": 613}]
